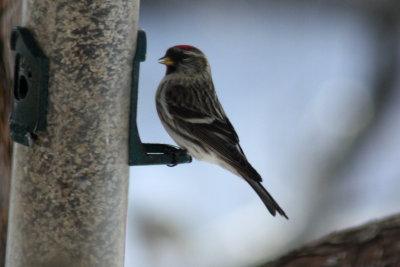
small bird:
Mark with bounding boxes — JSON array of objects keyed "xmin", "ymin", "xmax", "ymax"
[{"xmin": 156, "ymin": 45, "xmax": 288, "ymax": 219}]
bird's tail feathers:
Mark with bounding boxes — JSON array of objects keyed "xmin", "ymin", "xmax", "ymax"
[{"xmin": 238, "ymin": 163, "xmax": 288, "ymax": 219}]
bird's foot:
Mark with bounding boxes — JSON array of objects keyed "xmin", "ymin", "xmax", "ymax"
[
  {"xmin": 167, "ymin": 148, "xmax": 187, "ymax": 167},
  {"xmin": 167, "ymin": 162, "xmax": 177, "ymax": 167}
]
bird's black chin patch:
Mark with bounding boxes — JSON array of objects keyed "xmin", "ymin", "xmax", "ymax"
[{"xmin": 166, "ymin": 65, "xmax": 177, "ymax": 75}]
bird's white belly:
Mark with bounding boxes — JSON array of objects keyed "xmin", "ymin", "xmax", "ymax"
[
  {"xmin": 163, "ymin": 122, "xmax": 213, "ymax": 161},
  {"xmin": 163, "ymin": 123, "xmax": 241, "ymax": 177}
]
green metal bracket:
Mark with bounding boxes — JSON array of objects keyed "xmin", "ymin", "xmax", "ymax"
[
  {"xmin": 9, "ymin": 27, "xmax": 49, "ymax": 147},
  {"xmin": 129, "ymin": 29, "xmax": 192, "ymax": 166}
]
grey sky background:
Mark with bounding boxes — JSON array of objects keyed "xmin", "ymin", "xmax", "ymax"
[{"xmin": 125, "ymin": 1, "xmax": 400, "ymax": 266}]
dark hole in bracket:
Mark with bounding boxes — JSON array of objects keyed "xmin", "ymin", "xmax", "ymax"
[{"xmin": 15, "ymin": 74, "xmax": 29, "ymax": 100}]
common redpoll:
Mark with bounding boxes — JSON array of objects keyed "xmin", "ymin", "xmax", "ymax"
[{"xmin": 156, "ymin": 45, "xmax": 288, "ymax": 219}]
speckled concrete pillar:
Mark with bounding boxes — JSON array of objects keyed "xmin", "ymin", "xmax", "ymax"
[{"xmin": 5, "ymin": 0, "xmax": 138, "ymax": 266}]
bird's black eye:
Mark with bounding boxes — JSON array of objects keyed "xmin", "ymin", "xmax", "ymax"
[{"xmin": 181, "ymin": 54, "xmax": 189, "ymax": 60}]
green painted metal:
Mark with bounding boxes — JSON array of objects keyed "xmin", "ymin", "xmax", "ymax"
[
  {"xmin": 129, "ymin": 29, "xmax": 192, "ymax": 166},
  {"xmin": 9, "ymin": 27, "xmax": 49, "ymax": 147}
]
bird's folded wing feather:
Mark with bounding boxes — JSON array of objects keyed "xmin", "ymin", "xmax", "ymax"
[
  {"xmin": 164, "ymin": 84, "xmax": 239, "ymax": 140},
  {"xmin": 165, "ymin": 87, "xmax": 252, "ymax": 173}
]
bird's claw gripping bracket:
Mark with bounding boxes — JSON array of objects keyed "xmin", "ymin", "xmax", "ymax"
[{"xmin": 129, "ymin": 29, "xmax": 192, "ymax": 166}]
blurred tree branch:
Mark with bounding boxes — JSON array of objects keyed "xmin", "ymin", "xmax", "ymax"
[
  {"xmin": 294, "ymin": 6, "xmax": 400, "ymax": 246},
  {"xmin": 0, "ymin": 0, "xmax": 20, "ymax": 265},
  {"xmin": 263, "ymin": 214, "xmax": 400, "ymax": 266}
]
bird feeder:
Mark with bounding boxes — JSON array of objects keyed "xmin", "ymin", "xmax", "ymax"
[
  {"xmin": 128, "ymin": 29, "xmax": 192, "ymax": 166},
  {"xmin": 9, "ymin": 27, "xmax": 192, "ymax": 167}
]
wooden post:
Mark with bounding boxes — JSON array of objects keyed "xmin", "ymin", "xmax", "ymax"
[{"xmin": 5, "ymin": 0, "xmax": 139, "ymax": 266}]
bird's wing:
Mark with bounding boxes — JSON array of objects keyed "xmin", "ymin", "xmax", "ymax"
[
  {"xmin": 164, "ymin": 84, "xmax": 259, "ymax": 179},
  {"xmin": 162, "ymin": 84, "xmax": 288, "ymax": 218},
  {"xmin": 165, "ymin": 83, "xmax": 239, "ymax": 142},
  {"xmin": 168, "ymin": 103, "xmax": 239, "ymax": 143}
]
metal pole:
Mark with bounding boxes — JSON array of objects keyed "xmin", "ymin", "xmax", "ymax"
[{"xmin": 6, "ymin": 0, "xmax": 139, "ymax": 266}]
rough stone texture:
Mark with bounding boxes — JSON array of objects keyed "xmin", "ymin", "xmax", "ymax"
[
  {"xmin": 6, "ymin": 0, "xmax": 138, "ymax": 266},
  {"xmin": 263, "ymin": 214, "xmax": 400, "ymax": 267}
]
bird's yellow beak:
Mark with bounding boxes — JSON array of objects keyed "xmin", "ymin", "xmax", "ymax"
[{"xmin": 158, "ymin": 56, "xmax": 175, "ymax": 66}]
